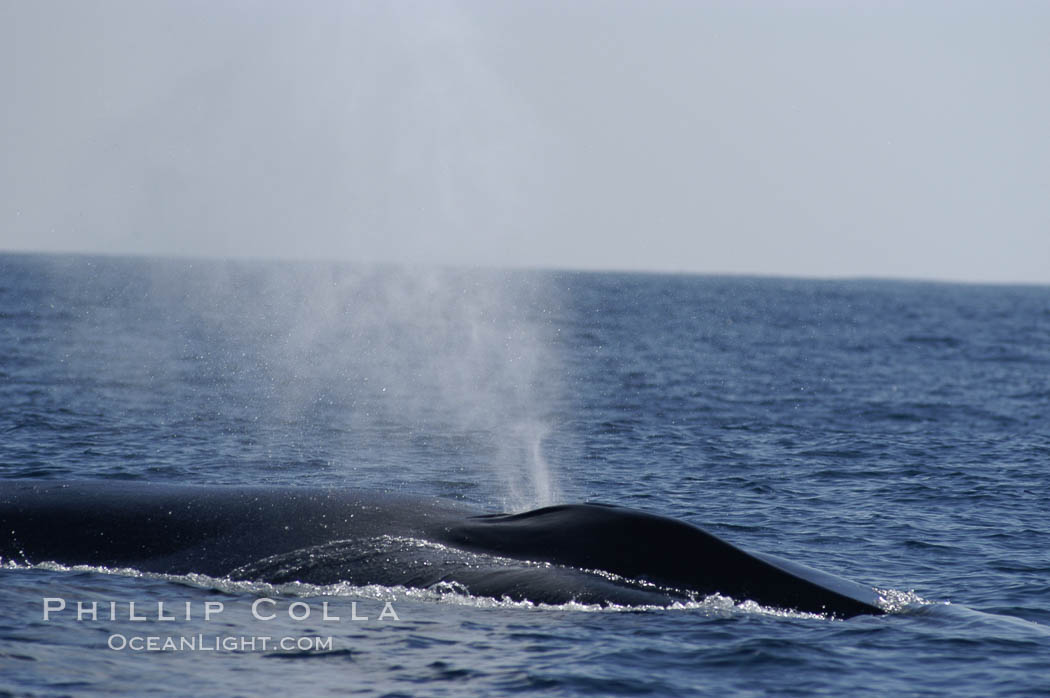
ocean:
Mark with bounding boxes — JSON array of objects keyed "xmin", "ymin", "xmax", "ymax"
[{"xmin": 1, "ymin": 252, "xmax": 1048, "ymax": 696}]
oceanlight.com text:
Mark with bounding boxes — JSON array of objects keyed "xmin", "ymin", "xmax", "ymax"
[{"xmin": 107, "ymin": 633, "xmax": 334, "ymax": 652}]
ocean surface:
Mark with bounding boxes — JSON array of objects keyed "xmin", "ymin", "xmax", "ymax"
[{"xmin": 1, "ymin": 252, "xmax": 1048, "ymax": 696}]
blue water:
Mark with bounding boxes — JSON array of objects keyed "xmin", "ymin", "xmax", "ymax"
[{"xmin": 2, "ymin": 252, "xmax": 1049, "ymax": 696}]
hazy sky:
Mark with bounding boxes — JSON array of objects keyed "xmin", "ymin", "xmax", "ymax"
[{"xmin": 2, "ymin": 0, "xmax": 1048, "ymax": 283}]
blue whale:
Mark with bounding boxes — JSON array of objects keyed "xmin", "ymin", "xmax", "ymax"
[{"xmin": 0, "ymin": 481, "xmax": 885, "ymax": 618}]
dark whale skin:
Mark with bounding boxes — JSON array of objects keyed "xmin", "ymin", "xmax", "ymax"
[{"xmin": 0, "ymin": 480, "xmax": 884, "ymax": 617}]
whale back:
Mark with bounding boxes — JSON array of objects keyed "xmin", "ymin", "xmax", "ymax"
[
  {"xmin": 0, "ymin": 481, "xmax": 884, "ymax": 617},
  {"xmin": 0, "ymin": 480, "xmax": 466, "ymax": 576},
  {"xmin": 443, "ymin": 503, "xmax": 884, "ymax": 617}
]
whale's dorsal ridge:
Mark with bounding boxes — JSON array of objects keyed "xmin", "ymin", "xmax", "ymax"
[{"xmin": 0, "ymin": 481, "xmax": 886, "ymax": 617}]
